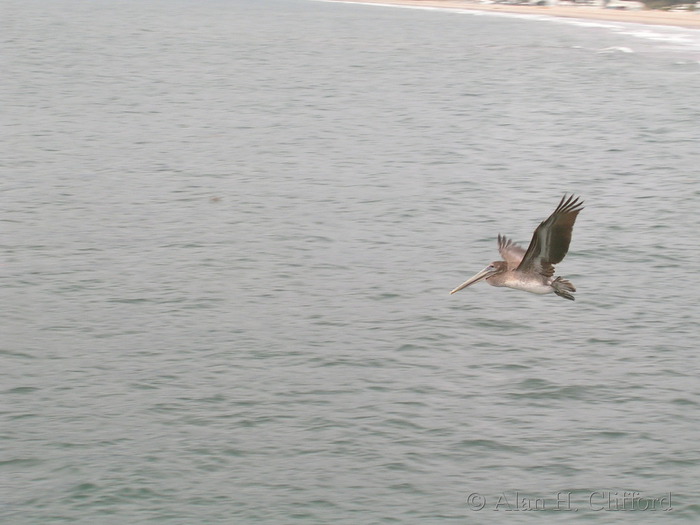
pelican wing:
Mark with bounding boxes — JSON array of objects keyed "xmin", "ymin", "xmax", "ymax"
[
  {"xmin": 497, "ymin": 234, "xmax": 526, "ymax": 270},
  {"xmin": 516, "ymin": 195, "xmax": 584, "ymax": 277}
]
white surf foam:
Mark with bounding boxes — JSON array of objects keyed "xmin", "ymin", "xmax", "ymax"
[{"xmin": 317, "ymin": 0, "xmax": 700, "ymax": 56}]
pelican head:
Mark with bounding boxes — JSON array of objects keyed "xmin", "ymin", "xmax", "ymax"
[{"xmin": 449, "ymin": 261, "xmax": 506, "ymax": 295}]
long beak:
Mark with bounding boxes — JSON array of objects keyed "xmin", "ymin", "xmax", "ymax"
[{"xmin": 449, "ymin": 267, "xmax": 496, "ymax": 295}]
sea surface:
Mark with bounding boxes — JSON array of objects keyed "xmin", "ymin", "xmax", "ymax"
[{"xmin": 2, "ymin": 0, "xmax": 700, "ymax": 523}]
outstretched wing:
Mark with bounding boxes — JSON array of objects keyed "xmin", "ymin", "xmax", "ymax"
[
  {"xmin": 497, "ymin": 234, "xmax": 526, "ymax": 270},
  {"xmin": 516, "ymin": 195, "xmax": 584, "ymax": 277}
]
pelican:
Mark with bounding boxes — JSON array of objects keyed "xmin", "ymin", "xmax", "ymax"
[{"xmin": 450, "ymin": 195, "xmax": 584, "ymax": 301}]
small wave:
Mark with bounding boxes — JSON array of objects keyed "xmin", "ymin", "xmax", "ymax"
[
  {"xmin": 598, "ymin": 46, "xmax": 635, "ymax": 53},
  {"xmin": 618, "ymin": 28, "xmax": 695, "ymax": 45}
]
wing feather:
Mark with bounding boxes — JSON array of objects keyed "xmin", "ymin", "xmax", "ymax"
[
  {"xmin": 516, "ymin": 195, "xmax": 584, "ymax": 276},
  {"xmin": 497, "ymin": 234, "xmax": 526, "ymax": 270}
]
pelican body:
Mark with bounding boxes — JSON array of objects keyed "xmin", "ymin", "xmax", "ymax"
[{"xmin": 450, "ymin": 195, "xmax": 583, "ymax": 301}]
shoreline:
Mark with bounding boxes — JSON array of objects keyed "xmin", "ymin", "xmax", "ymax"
[{"xmin": 327, "ymin": 0, "xmax": 700, "ymax": 29}]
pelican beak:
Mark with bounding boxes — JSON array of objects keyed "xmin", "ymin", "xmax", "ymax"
[{"xmin": 449, "ymin": 266, "xmax": 496, "ymax": 295}]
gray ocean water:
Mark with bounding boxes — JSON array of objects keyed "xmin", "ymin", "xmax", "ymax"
[{"xmin": 3, "ymin": 0, "xmax": 700, "ymax": 522}]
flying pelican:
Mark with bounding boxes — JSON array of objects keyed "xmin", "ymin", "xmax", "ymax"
[{"xmin": 450, "ymin": 195, "xmax": 584, "ymax": 301}]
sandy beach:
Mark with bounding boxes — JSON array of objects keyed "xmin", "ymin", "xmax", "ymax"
[{"xmin": 329, "ymin": 0, "xmax": 700, "ymax": 29}]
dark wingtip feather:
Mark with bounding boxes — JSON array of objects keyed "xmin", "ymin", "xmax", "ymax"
[{"xmin": 559, "ymin": 194, "xmax": 584, "ymax": 214}]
